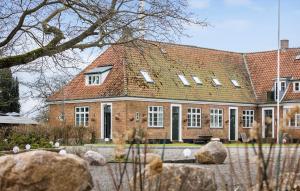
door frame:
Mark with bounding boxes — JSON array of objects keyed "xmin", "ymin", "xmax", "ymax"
[
  {"xmin": 262, "ymin": 107, "xmax": 274, "ymax": 138},
  {"xmin": 228, "ymin": 107, "xmax": 239, "ymax": 141},
  {"xmin": 100, "ymin": 103, "xmax": 113, "ymax": 139},
  {"xmin": 170, "ymin": 104, "xmax": 182, "ymax": 142}
]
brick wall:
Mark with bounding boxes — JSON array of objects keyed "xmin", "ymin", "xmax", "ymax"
[
  {"xmin": 49, "ymin": 102, "xmax": 101, "ymax": 137},
  {"xmin": 48, "ymin": 100, "xmax": 269, "ymax": 141}
]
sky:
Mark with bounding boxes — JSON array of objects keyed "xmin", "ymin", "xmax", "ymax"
[
  {"xmin": 181, "ymin": 0, "xmax": 300, "ymax": 52},
  {"xmin": 19, "ymin": 0, "xmax": 300, "ymax": 116}
]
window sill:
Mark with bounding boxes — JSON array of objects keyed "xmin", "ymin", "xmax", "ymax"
[
  {"xmin": 187, "ymin": 127, "xmax": 201, "ymax": 129},
  {"xmin": 148, "ymin": 126, "xmax": 164, "ymax": 128},
  {"xmin": 86, "ymin": 84, "xmax": 101, "ymax": 86},
  {"xmin": 210, "ymin": 127, "xmax": 223, "ymax": 129},
  {"xmin": 242, "ymin": 127, "xmax": 253, "ymax": 129}
]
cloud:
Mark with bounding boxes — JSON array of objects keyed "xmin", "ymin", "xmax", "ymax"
[
  {"xmin": 224, "ymin": 0, "xmax": 251, "ymax": 6},
  {"xmin": 189, "ymin": 0, "xmax": 210, "ymax": 9}
]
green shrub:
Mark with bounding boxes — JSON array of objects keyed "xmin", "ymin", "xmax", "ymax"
[{"xmin": 0, "ymin": 125, "xmax": 52, "ymax": 151}]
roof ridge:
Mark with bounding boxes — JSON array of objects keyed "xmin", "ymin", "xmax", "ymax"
[
  {"xmin": 144, "ymin": 39, "xmax": 300, "ymax": 55},
  {"xmin": 244, "ymin": 47, "xmax": 300, "ymax": 54},
  {"xmin": 143, "ymin": 39, "xmax": 241, "ymax": 54}
]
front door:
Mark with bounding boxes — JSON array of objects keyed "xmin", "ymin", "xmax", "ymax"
[
  {"xmin": 103, "ymin": 104, "xmax": 112, "ymax": 139},
  {"xmin": 229, "ymin": 107, "xmax": 238, "ymax": 141},
  {"xmin": 171, "ymin": 105, "xmax": 181, "ymax": 141},
  {"xmin": 263, "ymin": 109, "xmax": 274, "ymax": 138}
]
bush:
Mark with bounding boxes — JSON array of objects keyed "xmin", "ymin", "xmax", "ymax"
[
  {"xmin": 0, "ymin": 125, "xmax": 97, "ymax": 151},
  {"xmin": 0, "ymin": 125, "xmax": 52, "ymax": 151},
  {"xmin": 50, "ymin": 125, "xmax": 95, "ymax": 145}
]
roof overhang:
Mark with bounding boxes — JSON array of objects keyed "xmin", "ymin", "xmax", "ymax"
[{"xmin": 84, "ymin": 65, "xmax": 113, "ymax": 75}]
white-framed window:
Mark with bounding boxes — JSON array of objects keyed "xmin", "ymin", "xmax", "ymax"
[
  {"xmin": 243, "ymin": 110, "xmax": 254, "ymax": 128},
  {"xmin": 210, "ymin": 108, "xmax": 223, "ymax": 128},
  {"xmin": 75, "ymin": 107, "xmax": 89, "ymax": 127},
  {"xmin": 140, "ymin": 70, "xmax": 154, "ymax": 83},
  {"xmin": 293, "ymin": 82, "xmax": 300, "ymax": 92},
  {"xmin": 212, "ymin": 78, "xmax": 221, "ymax": 86},
  {"xmin": 85, "ymin": 66, "xmax": 112, "ymax": 86},
  {"xmin": 192, "ymin": 76, "xmax": 202, "ymax": 85},
  {"xmin": 274, "ymin": 81, "xmax": 287, "ymax": 100},
  {"xmin": 178, "ymin": 74, "xmax": 190, "ymax": 86},
  {"xmin": 289, "ymin": 113, "xmax": 300, "ymax": 127},
  {"xmin": 274, "ymin": 81, "xmax": 286, "ymax": 91},
  {"xmin": 231, "ymin": 79, "xmax": 240, "ymax": 87},
  {"xmin": 85, "ymin": 71, "xmax": 110, "ymax": 86},
  {"xmin": 148, "ymin": 106, "xmax": 163, "ymax": 127},
  {"xmin": 87, "ymin": 74, "xmax": 100, "ymax": 85},
  {"xmin": 188, "ymin": 108, "xmax": 201, "ymax": 128}
]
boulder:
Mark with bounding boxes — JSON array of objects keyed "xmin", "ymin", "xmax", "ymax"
[
  {"xmin": 83, "ymin": 150, "xmax": 106, "ymax": 166},
  {"xmin": 0, "ymin": 150, "xmax": 93, "ymax": 191},
  {"xmin": 194, "ymin": 141, "xmax": 227, "ymax": 164},
  {"xmin": 131, "ymin": 163, "xmax": 217, "ymax": 191},
  {"xmin": 137, "ymin": 153, "xmax": 161, "ymax": 164}
]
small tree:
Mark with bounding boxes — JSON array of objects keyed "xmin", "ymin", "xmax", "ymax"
[{"xmin": 0, "ymin": 68, "xmax": 20, "ymax": 113}]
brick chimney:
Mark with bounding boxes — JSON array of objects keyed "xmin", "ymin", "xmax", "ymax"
[{"xmin": 281, "ymin": 39, "xmax": 289, "ymax": 49}]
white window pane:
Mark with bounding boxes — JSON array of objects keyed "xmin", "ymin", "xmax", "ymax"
[
  {"xmin": 231, "ymin": 79, "xmax": 240, "ymax": 87},
  {"xmin": 178, "ymin": 75, "xmax": 190, "ymax": 86},
  {"xmin": 213, "ymin": 78, "xmax": 221, "ymax": 86},
  {"xmin": 141, "ymin": 70, "xmax": 154, "ymax": 83},
  {"xmin": 192, "ymin": 76, "xmax": 202, "ymax": 84}
]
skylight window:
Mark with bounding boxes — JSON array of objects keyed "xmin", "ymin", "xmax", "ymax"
[
  {"xmin": 192, "ymin": 76, "xmax": 203, "ymax": 85},
  {"xmin": 295, "ymin": 55, "xmax": 300, "ymax": 60},
  {"xmin": 212, "ymin": 78, "xmax": 221, "ymax": 86},
  {"xmin": 231, "ymin": 79, "xmax": 240, "ymax": 87},
  {"xmin": 178, "ymin": 74, "xmax": 190, "ymax": 86},
  {"xmin": 140, "ymin": 70, "xmax": 154, "ymax": 83}
]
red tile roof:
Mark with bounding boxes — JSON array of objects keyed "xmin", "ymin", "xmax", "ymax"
[
  {"xmin": 47, "ymin": 40, "xmax": 300, "ymax": 104},
  {"xmin": 48, "ymin": 46, "xmax": 126, "ymax": 101},
  {"xmin": 245, "ymin": 48, "xmax": 300, "ymax": 103}
]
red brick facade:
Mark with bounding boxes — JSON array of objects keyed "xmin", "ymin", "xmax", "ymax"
[{"xmin": 49, "ymin": 100, "xmax": 299, "ymax": 142}]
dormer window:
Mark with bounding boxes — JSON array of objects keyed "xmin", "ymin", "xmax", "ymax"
[
  {"xmin": 231, "ymin": 79, "xmax": 240, "ymax": 87},
  {"xmin": 140, "ymin": 70, "xmax": 154, "ymax": 83},
  {"xmin": 274, "ymin": 80, "xmax": 287, "ymax": 101},
  {"xmin": 295, "ymin": 55, "xmax": 300, "ymax": 60},
  {"xmin": 88, "ymin": 75, "xmax": 100, "ymax": 85},
  {"xmin": 212, "ymin": 78, "xmax": 221, "ymax": 86},
  {"xmin": 178, "ymin": 74, "xmax": 190, "ymax": 86},
  {"xmin": 294, "ymin": 82, "xmax": 300, "ymax": 92},
  {"xmin": 85, "ymin": 65, "xmax": 112, "ymax": 86},
  {"xmin": 192, "ymin": 76, "xmax": 202, "ymax": 85}
]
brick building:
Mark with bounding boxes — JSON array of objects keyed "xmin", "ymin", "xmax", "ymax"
[{"xmin": 47, "ymin": 40, "xmax": 300, "ymax": 142}]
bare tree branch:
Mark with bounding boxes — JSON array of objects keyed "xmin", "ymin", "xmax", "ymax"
[{"xmin": 0, "ymin": 0, "xmax": 205, "ymax": 69}]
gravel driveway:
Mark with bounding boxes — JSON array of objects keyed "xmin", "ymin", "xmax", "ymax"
[{"xmin": 67, "ymin": 145, "xmax": 300, "ymax": 191}]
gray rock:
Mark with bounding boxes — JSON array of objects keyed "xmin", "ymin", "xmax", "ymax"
[
  {"xmin": 83, "ymin": 150, "xmax": 106, "ymax": 166},
  {"xmin": 0, "ymin": 150, "xmax": 93, "ymax": 191},
  {"xmin": 194, "ymin": 141, "xmax": 227, "ymax": 164},
  {"xmin": 131, "ymin": 164, "xmax": 217, "ymax": 191}
]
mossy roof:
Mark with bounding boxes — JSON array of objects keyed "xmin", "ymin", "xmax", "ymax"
[{"xmin": 124, "ymin": 41, "xmax": 256, "ymax": 103}]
